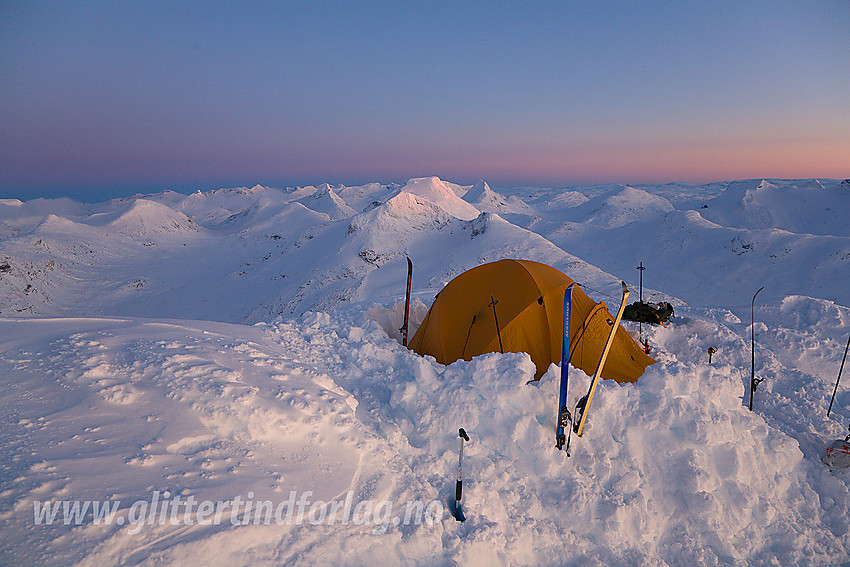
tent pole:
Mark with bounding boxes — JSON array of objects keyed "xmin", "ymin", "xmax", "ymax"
[{"xmin": 489, "ymin": 296, "xmax": 504, "ymax": 354}]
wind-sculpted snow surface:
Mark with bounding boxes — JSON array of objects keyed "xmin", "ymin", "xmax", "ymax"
[
  {"xmin": 1, "ymin": 177, "xmax": 849, "ymax": 564},
  {"xmin": 1, "ymin": 299, "xmax": 849, "ymax": 565}
]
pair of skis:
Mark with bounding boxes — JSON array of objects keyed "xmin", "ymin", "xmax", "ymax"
[{"xmin": 556, "ymin": 281, "xmax": 630, "ymax": 454}]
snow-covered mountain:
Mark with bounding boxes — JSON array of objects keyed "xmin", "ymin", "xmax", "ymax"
[
  {"xmin": 700, "ymin": 178, "xmax": 850, "ymax": 237},
  {"xmin": 2, "ymin": 176, "xmax": 850, "ymax": 565},
  {"xmin": 105, "ymin": 199, "xmax": 201, "ymax": 236},
  {"xmin": 296, "ymin": 183, "xmax": 357, "ymax": 220},
  {"xmin": 565, "ymin": 185, "xmax": 675, "ymax": 228},
  {"xmin": 397, "ymin": 177, "xmax": 481, "ymax": 221},
  {"xmin": 462, "ymin": 180, "xmax": 531, "ymax": 214}
]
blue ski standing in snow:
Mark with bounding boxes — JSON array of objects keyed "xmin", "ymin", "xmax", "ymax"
[{"xmin": 556, "ymin": 284, "xmax": 576, "ymax": 454}]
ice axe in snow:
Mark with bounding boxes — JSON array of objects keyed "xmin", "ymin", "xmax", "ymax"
[{"xmin": 451, "ymin": 428, "xmax": 470, "ymax": 522}]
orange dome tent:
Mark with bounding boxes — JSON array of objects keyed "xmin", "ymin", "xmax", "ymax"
[{"xmin": 408, "ymin": 259, "xmax": 655, "ymax": 381}]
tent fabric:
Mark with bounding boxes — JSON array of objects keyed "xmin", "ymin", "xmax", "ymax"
[{"xmin": 408, "ymin": 259, "xmax": 656, "ymax": 381}]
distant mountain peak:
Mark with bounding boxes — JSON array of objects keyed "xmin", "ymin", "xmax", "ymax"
[
  {"xmin": 398, "ymin": 177, "xmax": 480, "ymax": 220},
  {"xmin": 109, "ymin": 199, "xmax": 199, "ymax": 236},
  {"xmin": 461, "ymin": 180, "xmax": 530, "ymax": 214},
  {"xmin": 299, "ymin": 185, "xmax": 356, "ymax": 220}
]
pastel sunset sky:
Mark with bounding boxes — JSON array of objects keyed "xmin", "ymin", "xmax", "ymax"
[{"xmin": 1, "ymin": 1, "xmax": 848, "ymax": 200}]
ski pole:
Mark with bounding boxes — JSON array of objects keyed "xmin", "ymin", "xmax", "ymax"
[
  {"xmin": 455, "ymin": 428, "xmax": 469, "ymax": 521},
  {"xmin": 637, "ymin": 262, "xmax": 646, "ymax": 343},
  {"xmin": 749, "ymin": 287, "xmax": 764, "ymax": 411},
  {"xmin": 400, "ymin": 257, "xmax": 413, "ymax": 346},
  {"xmin": 828, "ymin": 334, "xmax": 850, "ymax": 417}
]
